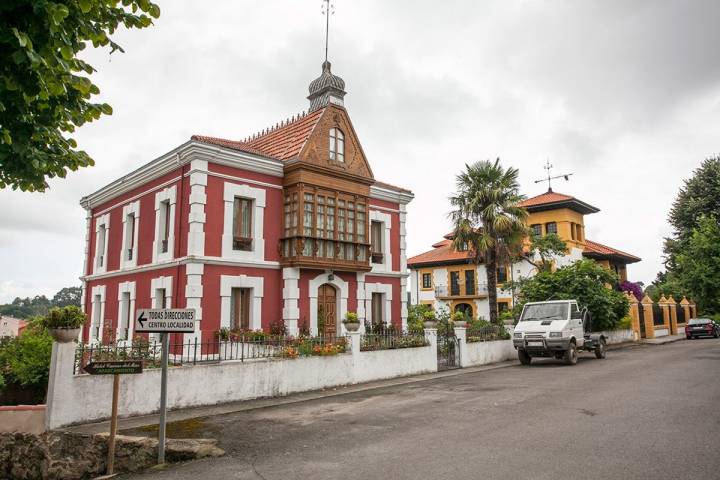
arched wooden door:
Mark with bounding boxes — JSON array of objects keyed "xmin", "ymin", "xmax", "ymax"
[{"xmin": 317, "ymin": 284, "xmax": 338, "ymax": 337}]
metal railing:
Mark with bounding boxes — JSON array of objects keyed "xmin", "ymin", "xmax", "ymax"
[
  {"xmin": 466, "ymin": 324, "xmax": 511, "ymax": 343},
  {"xmin": 74, "ymin": 335, "xmax": 349, "ymax": 374},
  {"xmin": 435, "ymin": 283, "xmax": 489, "ymax": 298},
  {"xmin": 360, "ymin": 332, "xmax": 429, "ymax": 351}
]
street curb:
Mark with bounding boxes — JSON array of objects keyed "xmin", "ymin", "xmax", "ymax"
[{"xmin": 65, "ymin": 360, "xmax": 519, "ymax": 436}]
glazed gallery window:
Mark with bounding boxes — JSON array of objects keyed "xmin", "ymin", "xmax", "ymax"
[
  {"xmin": 329, "ymin": 128, "xmax": 345, "ymax": 162},
  {"xmin": 233, "ymin": 197, "xmax": 253, "ymax": 251},
  {"xmin": 422, "ymin": 273, "xmax": 432, "ymax": 289},
  {"xmin": 282, "ymin": 190, "xmax": 367, "ymax": 262},
  {"xmin": 231, "ymin": 288, "xmax": 251, "ymax": 330}
]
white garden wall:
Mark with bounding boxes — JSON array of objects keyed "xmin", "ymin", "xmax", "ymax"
[
  {"xmin": 46, "ymin": 332, "xmax": 437, "ymax": 429},
  {"xmin": 460, "ymin": 340, "xmax": 516, "ymax": 368},
  {"xmin": 598, "ymin": 329, "xmax": 634, "ymax": 344}
]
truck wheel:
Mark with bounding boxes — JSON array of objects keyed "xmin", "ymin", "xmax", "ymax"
[
  {"xmin": 594, "ymin": 338, "xmax": 607, "ymax": 359},
  {"xmin": 563, "ymin": 343, "xmax": 578, "ymax": 365},
  {"xmin": 518, "ymin": 349, "xmax": 532, "ymax": 365}
]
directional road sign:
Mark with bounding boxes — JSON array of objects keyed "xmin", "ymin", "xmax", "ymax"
[
  {"xmin": 84, "ymin": 360, "xmax": 143, "ymax": 375},
  {"xmin": 134, "ymin": 308, "xmax": 197, "ymax": 333}
]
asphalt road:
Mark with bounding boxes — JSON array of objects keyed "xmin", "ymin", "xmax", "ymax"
[{"xmin": 123, "ymin": 339, "xmax": 720, "ymax": 480}]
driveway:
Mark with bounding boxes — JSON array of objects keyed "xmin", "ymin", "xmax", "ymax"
[{"xmin": 121, "ymin": 338, "xmax": 720, "ymax": 480}]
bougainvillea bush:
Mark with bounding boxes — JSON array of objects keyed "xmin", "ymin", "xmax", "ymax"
[{"xmin": 619, "ymin": 280, "xmax": 643, "ymax": 301}]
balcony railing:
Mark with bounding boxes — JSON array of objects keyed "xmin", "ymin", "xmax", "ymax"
[{"xmin": 435, "ymin": 282, "xmax": 489, "ymax": 298}]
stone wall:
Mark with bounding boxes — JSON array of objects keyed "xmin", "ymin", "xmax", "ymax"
[{"xmin": 0, "ymin": 431, "xmax": 223, "ymax": 480}]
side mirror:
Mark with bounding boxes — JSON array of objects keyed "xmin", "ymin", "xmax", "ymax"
[{"xmin": 571, "ymin": 310, "xmax": 582, "ymax": 320}]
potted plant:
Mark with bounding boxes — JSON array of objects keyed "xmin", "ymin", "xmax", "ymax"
[
  {"xmin": 44, "ymin": 306, "xmax": 86, "ymax": 343},
  {"xmin": 452, "ymin": 311, "xmax": 467, "ymax": 327},
  {"xmin": 422, "ymin": 310, "xmax": 437, "ymax": 329},
  {"xmin": 343, "ymin": 312, "xmax": 361, "ymax": 332}
]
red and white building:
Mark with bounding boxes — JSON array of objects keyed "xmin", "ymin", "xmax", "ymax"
[{"xmin": 79, "ymin": 61, "xmax": 413, "ymax": 344}]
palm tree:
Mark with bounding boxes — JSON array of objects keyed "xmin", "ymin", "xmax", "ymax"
[{"xmin": 449, "ymin": 159, "xmax": 528, "ymax": 324}]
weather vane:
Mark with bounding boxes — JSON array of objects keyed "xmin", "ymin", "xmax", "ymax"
[
  {"xmin": 534, "ymin": 159, "xmax": 573, "ymax": 192},
  {"xmin": 321, "ymin": 0, "xmax": 335, "ymax": 62}
]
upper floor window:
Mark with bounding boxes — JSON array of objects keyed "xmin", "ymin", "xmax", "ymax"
[
  {"xmin": 329, "ymin": 128, "xmax": 345, "ymax": 162},
  {"xmin": 93, "ymin": 213, "xmax": 110, "ymax": 273},
  {"xmin": 96, "ymin": 224, "xmax": 107, "ymax": 268},
  {"xmin": 233, "ymin": 197, "xmax": 253, "ymax": 251},
  {"xmin": 160, "ymin": 200, "xmax": 171, "ymax": 253},
  {"xmin": 371, "ymin": 220, "xmax": 384, "ymax": 264},
  {"xmin": 575, "ymin": 223, "xmax": 583, "ymax": 242},
  {"xmin": 121, "ymin": 200, "xmax": 140, "ymax": 268},
  {"xmin": 497, "ymin": 266, "xmax": 508, "ymax": 283},
  {"xmin": 457, "ymin": 242, "xmax": 469, "ymax": 252},
  {"xmin": 422, "ymin": 273, "xmax": 432, "ymax": 289},
  {"xmin": 545, "ymin": 222, "xmax": 558, "ymax": 235},
  {"xmin": 530, "ymin": 224, "xmax": 542, "ymax": 236},
  {"xmin": 124, "ymin": 213, "xmax": 136, "ymax": 260}
]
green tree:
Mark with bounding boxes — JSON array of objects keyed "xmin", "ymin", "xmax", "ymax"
[
  {"xmin": 519, "ymin": 233, "xmax": 567, "ymax": 273},
  {"xmin": 449, "ymin": 158, "xmax": 528, "ymax": 324},
  {"xmin": 673, "ymin": 216, "xmax": 720, "ymax": 314},
  {"xmin": 513, "ymin": 259, "xmax": 629, "ymax": 331},
  {"xmin": 51, "ymin": 285, "xmax": 81, "ymax": 307},
  {"xmin": 0, "ymin": 0, "xmax": 161, "ymax": 191},
  {"xmin": 0, "ymin": 317, "xmax": 52, "ymax": 402},
  {"xmin": 668, "ymin": 157, "xmax": 720, "ymax": 244}
]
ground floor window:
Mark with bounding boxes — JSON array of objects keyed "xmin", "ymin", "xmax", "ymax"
[
  {"xmin": 231, "ymin": 288, "xmax": 251, "ymax": 331},
  {"xmin": 371, "ymin": 292, "xmax": 384, "ymax": 326}
]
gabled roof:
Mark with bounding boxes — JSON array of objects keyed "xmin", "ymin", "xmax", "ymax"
[
  {"xmin": 583, "ymin": 239, "xmax": 641, "ymax": 264},
  {"xmin": 519, "ymin": 190, "xmax": 600, "ymax": 215},
  {"xmin": 192, "ymin": 108, "xmax": 325, "ymax": 161},
  {"xmin": 407, "ymin": 239, "xmax": 476, "ymax": 268}
]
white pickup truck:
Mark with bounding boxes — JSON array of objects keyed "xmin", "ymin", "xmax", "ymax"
[{"xmin": 512, "ymin": 300, "xmax": 607, "ymax": 366}]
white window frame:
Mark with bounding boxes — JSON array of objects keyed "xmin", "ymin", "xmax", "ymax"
[
  {"xmin": 220, "ymin": 275, "xmax": 264, "ymax": 331},
  {"xmin": 89, "ymin": 285, "xmax": 106, "ymax": 342},
  {"xmin": 150, "ymin": 276, "xmax": 173, "ymax": 342},
  {"xmin": 365, "ymin": 282, "xmax": 393, "ymax": 327},
  {"xmin": 369, "ymin": 210, "xmax": 393, "ymax": 273},
  {"xmin": 116, "ymin": 281, "xmax": 136, "ymax": 343},
  {"xmin": 222, "ymin": 182, "xmax": 266, "ymax": 262},
  {"xmin": 93, "ymin": 214, "xmax": 110, "ymax": 274},
  {"xmin": 120, "ymin": 201, "xmax": 140, "ymax": 269},
  {"xmin": 153, "ymin": 186, "xmax": 177, "ymax": 263}
]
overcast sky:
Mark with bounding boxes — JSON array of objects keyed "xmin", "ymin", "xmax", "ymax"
[{"xmin": 1, "ymin": 0, "xmax": 719, "ymax": 303}]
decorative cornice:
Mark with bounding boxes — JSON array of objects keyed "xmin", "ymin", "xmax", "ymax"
[
  {"xmin": 370, "ymin": 184, "xmax": 414, "ymax": 205},
  {"xmin": 79, "ymin": 141, "xmax": 284, "ymax": 210}
]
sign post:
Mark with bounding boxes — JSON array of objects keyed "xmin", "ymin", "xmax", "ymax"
[
  {"xmin": 83, "ymin": 360, "xmax": 143, "ymax": 475},
  {"xmin": 134, "ymin": 308, "xmax": 196, "ymax": 465}
]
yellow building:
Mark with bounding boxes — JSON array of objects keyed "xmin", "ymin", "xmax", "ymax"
[{"xmin": 408, "ymin": 190, "xmax": 641, "ymax": 319}]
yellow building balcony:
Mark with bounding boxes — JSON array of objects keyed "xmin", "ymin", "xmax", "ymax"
[{"xmin": 435, "ymin": 283, "xmax": 489, "ymax": 299}]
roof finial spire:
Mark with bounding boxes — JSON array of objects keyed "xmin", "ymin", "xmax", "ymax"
[
  {"xmin": 322, "ymin": 0, "xmax": 334, "ymax": 62},
  {"xmin": 534, "ymin": 158, "xmax": 573, "ymax": 192}
]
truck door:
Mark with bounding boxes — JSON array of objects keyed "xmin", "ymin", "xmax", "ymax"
[{"xmin": 570, "ymin": 303, "xmax": 584, "ymax": 346}]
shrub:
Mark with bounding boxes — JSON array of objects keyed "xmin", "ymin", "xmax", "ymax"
[
  {"xmin": 343, "ymin": 312, "xmax": 359, "ymax": 323},
  {"xmin": 0, "ymin": 318, "xmax": 53, "ymax": 401},
  {"xmin": 617, "ymin": 315, "xmax": 633, "ymax": 330},
  {"xmin": 43, "ymin": 305, "xmax": 86, "ymax": 329}
]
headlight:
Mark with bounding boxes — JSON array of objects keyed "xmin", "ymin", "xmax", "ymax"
[
  {"xmin": 548, "ymin": 332, "xmax": 563, "ymax": 338},
  {"xmin": 513, "ymin": 332, "xmax": 523, "ymax": 339}
]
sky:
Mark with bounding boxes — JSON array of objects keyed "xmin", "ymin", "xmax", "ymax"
[{"xmin": 1, "ymin": 0, "xmax": 719, "ymax": 303}]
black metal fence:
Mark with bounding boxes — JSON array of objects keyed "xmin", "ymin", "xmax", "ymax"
[
  {"xmin": 652, "ymin": 304, "xmax": 665, "ymax": 326},
  {"xmin": 676, "ymin": 304, "xmax": 686, "ymax": 324},
  {"xmin": 74, "ymin": 335, "xmax": 349, "ymax": 374},
  {"xmin": 466, "ymin": 324, "xmax": 511, "ymax": 343},
  {"xmin": 360, "ymin": 332, "xmax": 429, "ymax": 351}
]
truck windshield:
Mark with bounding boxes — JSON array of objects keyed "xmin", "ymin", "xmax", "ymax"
[{"xmin": 521, "ymin": 303, "xmax": 569, "ymax": 322}]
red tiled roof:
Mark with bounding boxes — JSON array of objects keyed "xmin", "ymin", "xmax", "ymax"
[
  {"xmin": 190, "ymin": 135, "xmax": 273, "ymax": 158},
  {"xmin": 583, "ymin": 239, "xmax": 641, "ymax": 263},
  {"xmin": 373, "ymin": 180, "xmax": 412, "ymax": 194},
  {"xmin": 518, "ymin": 190, "xmax": 600, "ymax": 215},
  {"xmin": 245, "ymin": 108, "xmax": 325, "ymax": 160},
  {"xmin": 408, "ymin": 240, "xmax": 475, "ymax": 267},
  {"xmin": 192, "ymin": 108, "xmax": 325, "ymax": 161},
  {"xmin": 518, "ymin": 191, "xmax": 575, "ymax": 207}
]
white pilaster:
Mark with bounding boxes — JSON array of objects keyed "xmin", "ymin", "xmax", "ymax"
[
  {"xmin": 185, "ymin": 262, "xmax": 204, "ymax": 344},
  {"xmin": 187, "ymin": 160, "xmax": 208, "ymax": 257},
  {"xmin": 282, "ymin": 267, "xmax": 300, "ymax": 336},
  {"xmin": 356, "ymin": 272, "xmax": 367, "ymax": 333}
]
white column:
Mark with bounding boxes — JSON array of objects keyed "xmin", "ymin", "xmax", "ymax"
[
  {"xmin": 185, "ymin": 263, "xmax": 204, "ymax": 345},
  {"xmin": 356, "ymin": 272, "xmax": 367, "ymax": 333},
  {"xmin": 187, "ymin": 160, "xmax": 208, "ymax": 257},
  {"xmin": 454, "ymin": 326, "xmax": 467, "ymax": 368},
  {"xmin": 45, "ymin": 341, "xmax": 77, "ymax": 430},
  {"xmin": 282, "ymin": 267, "xmax": 300, "ymax": 336}
]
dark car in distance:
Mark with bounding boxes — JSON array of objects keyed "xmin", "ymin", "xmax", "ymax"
[{"xmin": 685, "ymin": 318, "xmax": 720, "ymax": 339}]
